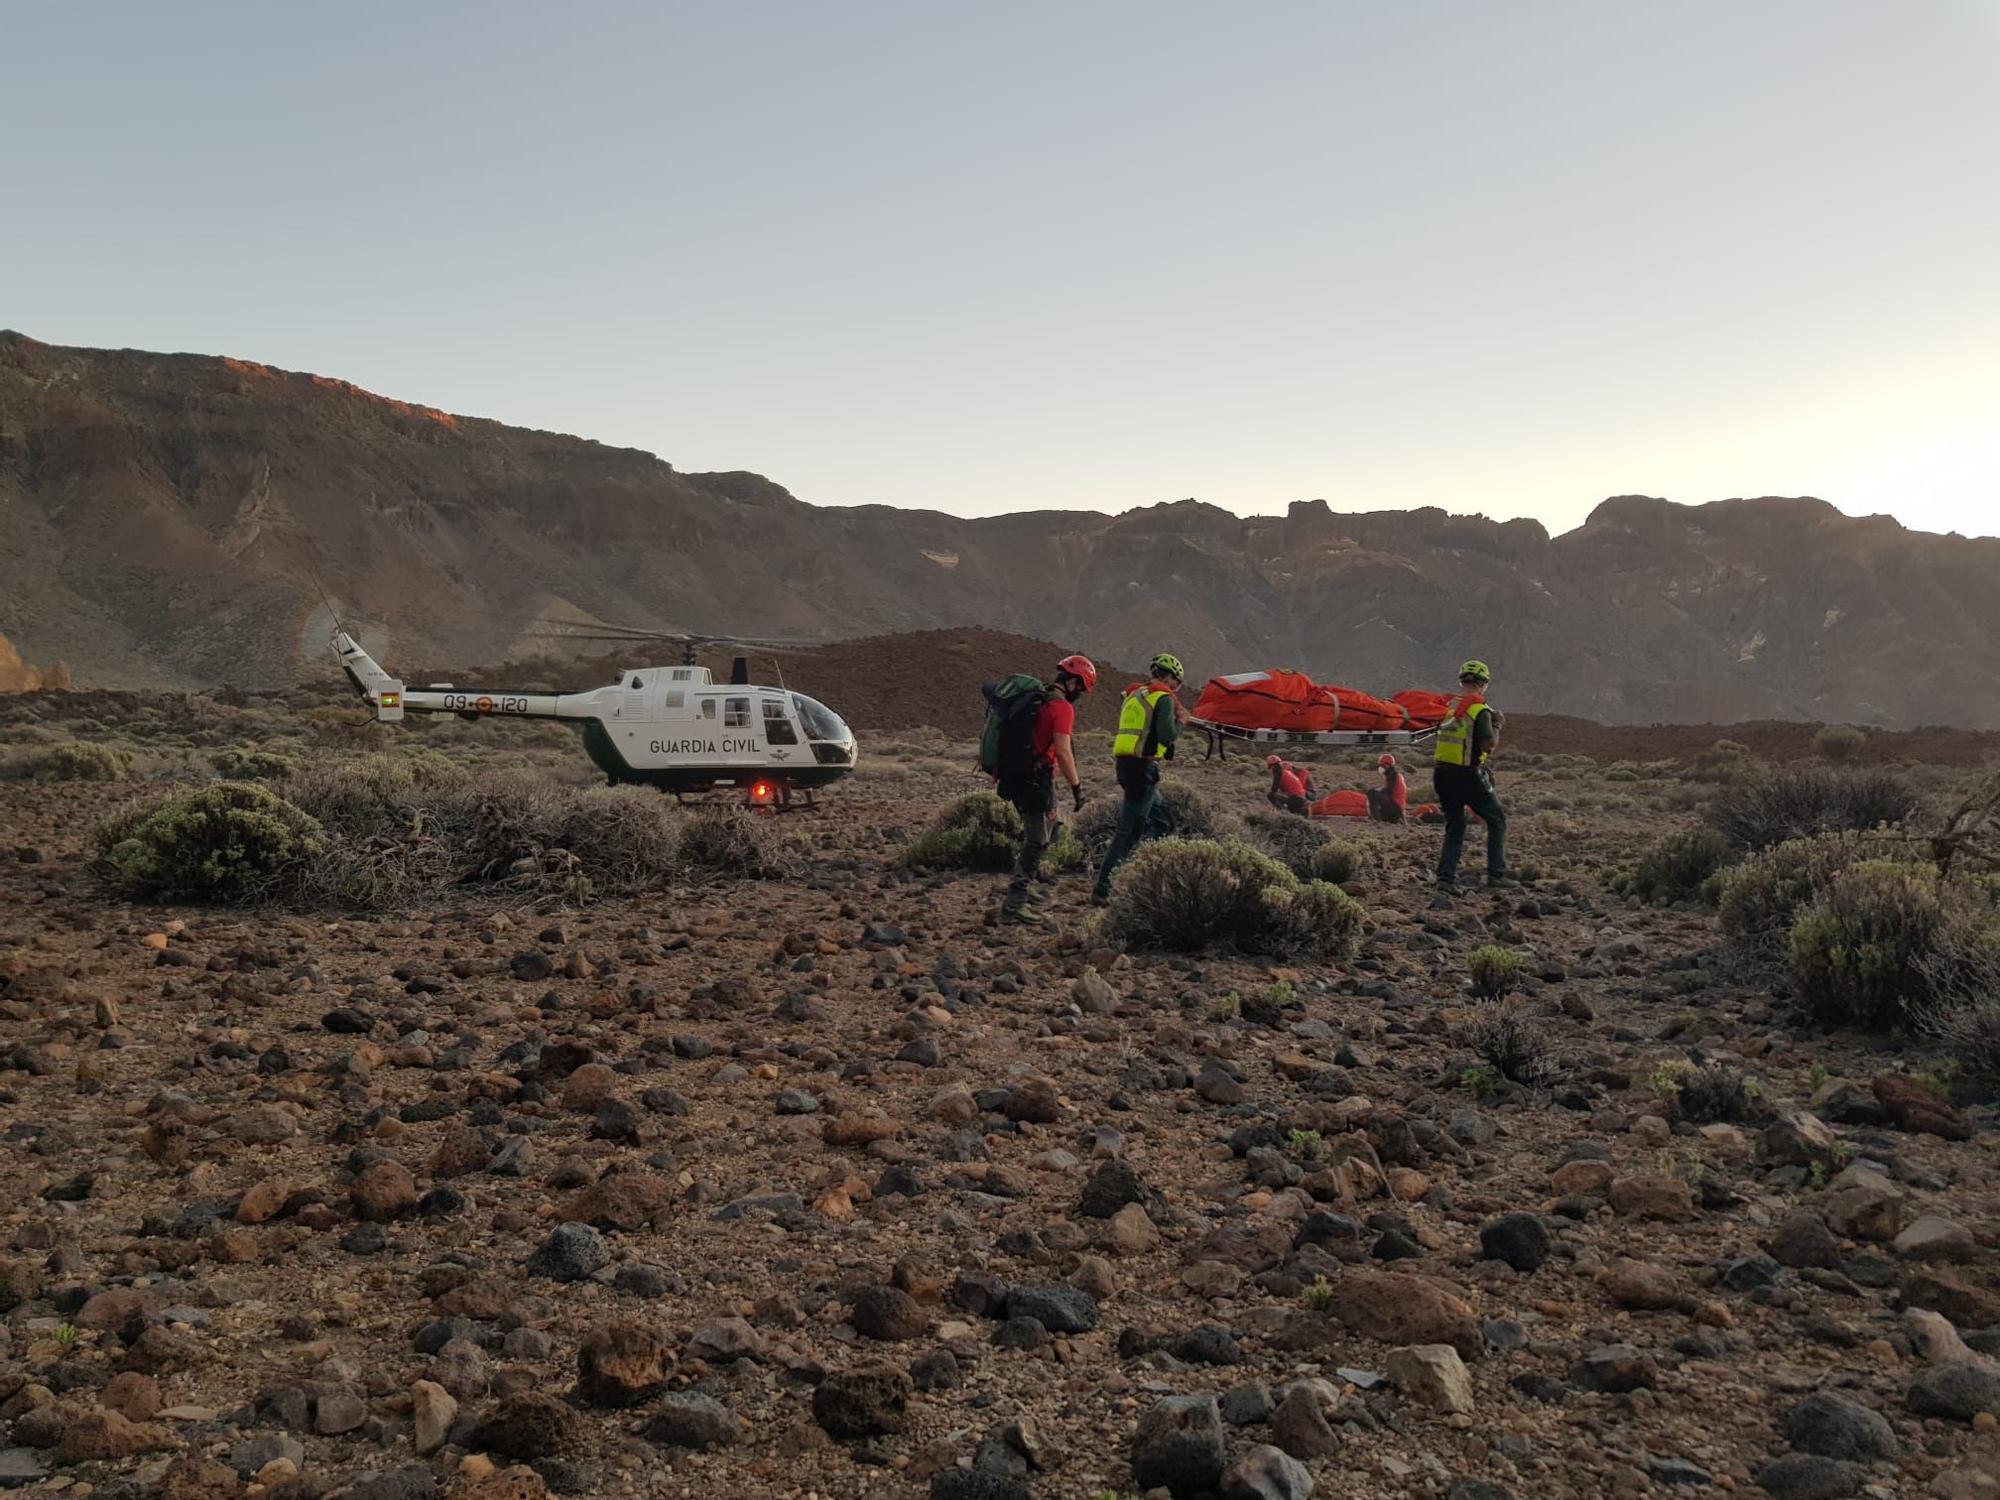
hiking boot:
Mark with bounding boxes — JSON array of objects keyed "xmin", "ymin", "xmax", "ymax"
[
  {"xmin": 1484, "ymin": 874, "xmax": 1521, "ymax": 889},
  {"xmin": 1435, "ymin": 876, "xmax": 1462, "ymax": 894},
  {"xmin": 999, "ymin": 905, "xmax": 1044, "ymax": 925}
]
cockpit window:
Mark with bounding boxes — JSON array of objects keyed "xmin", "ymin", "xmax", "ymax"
[{"xmin": 792, "ymin": 694, "xmax": 847, "ymax": 742}]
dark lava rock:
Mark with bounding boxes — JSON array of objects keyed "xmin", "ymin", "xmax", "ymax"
[
  {"xmin": 1780, "ymin": 1392, "xmax": 1898, "ymax": 1461},
  {"xmin": 1001, "ymin": 1284, "xmax": 1098, "ymax": 1334},
  {"xmin": 812, "ymin": 1365, "xmax": 914, "ymax": 1439},
  {"xmin": 1078, "ymin": 1161, "xmax": 1146, "ymax": 1219},
  {"xmin": 1906, "ymin": 1363, "xmax": 2000, "ymax": 1422},
  {"xmin": 526, "ymin": 1222, "xmax": 608, "ymax": 1282},
  {"xmin": 1131, "ymin": 1394, "xmax": 1227, "ymax": 1498},
  {"xmin": 643, "ymin": 1392, "xmax": 741, "ymax": 1450},
  {"xmin": 1752, "ymin": 1454, "xmax": 1865, "ymax": 1500},
  {"xmin": 1478, "ymin": 1213, "xmax": 1551, "ymax": 1273},
  {"xmin": 850, "ymin": 1285, "xmax": 931, "ymax": 1342}
]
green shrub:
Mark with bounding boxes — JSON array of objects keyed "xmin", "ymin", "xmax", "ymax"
[
  {"xmin": 1241, "ymin": 812, "xmax": 1325, "ymax": 876},
  {"xmin": 209, "ymin": 748, "xmax": 300, "ymax": 781},
  {"xmin": 1097, "ymin": 838, "xmax": 1364, "ymax": 957},
  {"xmin": 1708, "ymin": 767, "xmax": 1919, "ymax": 851},
  {"xmin": 1788, "ymin": 861, "xmax": 1964, "ymax": 1029},
  {"xmin": 96, "ymin": 782, "xmax": 325, "ymax": 903},
  {"xmin": 3, "ymin": 742, "xmax": 133, "ymax": 782},
  {"xmin": 1308, "ymin": 838, "xmax": 1361, "ymax": 885},
  {"xmin": 898, "ymin": 792, "xmax": 1028, "ymax": 873},
  {"xmin": 1814, "ymin": 725, "xmax": 1866, "ymax": 763},
  {"xmin": 1650, "ymin": 1059, "xmax": 1765, "ymax": 1122},
  {"xmin": 1467, "ymin": 945, "xmax": 1524, "ymax": 1000},
  {"xmin": 1683, "ymin": 738, "xmax": 1757, "ymax": 783},
  {"xmin": 1070, "ymin": 779, "xmax": 1227, "ymax": 858},
  {"xmin": 1715, "ymin": 832, "xmax": 1912, "ymax": 950},
  {"xmin": 1631, "ymin": 827, "xmax": 1734, "ymax": 902},
  {"xmin": 1273, "ymin": 880, "xmax": 1367, "ymax": 960}
]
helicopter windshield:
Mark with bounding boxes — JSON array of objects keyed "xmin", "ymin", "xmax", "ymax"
[{"xmin": 792, "ymin": 694, "xmax": 848, "ymax": 742}]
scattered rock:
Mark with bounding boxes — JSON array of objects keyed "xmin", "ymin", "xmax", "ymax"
[
  {"xmin": 526, "ymin": 1223, "xmax": 608, "ymax": 1282},
  {"xmin": 1219, "ymin": 1443, "xmax": 1315, "ymax": 1500},
  {"xmin": 1478, "ymin": 1213, "xmax": 1550, "ymax": 1272},
  {"xmin": 643, "ymin": 1393, "xmax": 742, "ymax": 1450},
  {"xmin": 1386, "ymin": 1343, "xmax": 1475, "ymax": 1412},
  {"xmin": 812, "ymin": 1365, "xmax": 913, "ymax": 1439},
  {"xmin": 1131, "ymin": 1394, "xmax": 1227, "ymax": 1498},
  {"xmin": 1326, "ymin": 1272, "xmax": 1481, "ymax": 1358},
  {"xmin": 574, "ymin": 1321, "xmax": 668, "ymax": 1407},
  {"xmin": 1781, "ymin": 1392, "xmax": 1899, "ymax": 1461}
]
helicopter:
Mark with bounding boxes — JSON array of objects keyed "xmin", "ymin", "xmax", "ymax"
[{"xmin": 332, "ymin": 623, "xmax": 858, "ymax": 807}]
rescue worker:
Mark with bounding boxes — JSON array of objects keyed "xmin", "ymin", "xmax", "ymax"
[
  {"xmin": 1265, "ymin": 754, "xmax": 1311, "ymax": 816},
  {"xmin": 1432, "ymin": 660, "xmax": 1513, "ymax": 890},
  {"xmin": 1091, "ymin": 652, "xmax": 1183, "ymax": 903},
  {"xmin": 1367, "ymin": 752, "xmax": 1407, "ymax": 823},
  {"xmin": 1001, "ymin": 654, "xmax": 1096, "ymax": 922}
]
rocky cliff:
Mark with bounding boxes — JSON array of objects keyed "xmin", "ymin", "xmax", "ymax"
[{"xmin": 4, "ymin": 331, "xmax": 1996, "ymax": 726}]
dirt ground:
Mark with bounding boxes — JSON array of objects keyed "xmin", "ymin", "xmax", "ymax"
[{"xmin": 5, "ymin": 684, "xmax": 2000, "ymax": 1500}]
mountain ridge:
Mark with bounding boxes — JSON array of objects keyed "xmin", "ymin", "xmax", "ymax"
[{"xmin": 4, "ymin": 330, "xmax": 1997, "ymax": 727}]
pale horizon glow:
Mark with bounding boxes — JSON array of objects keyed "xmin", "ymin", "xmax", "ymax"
[{"xmin": 4, "ymin": 2, "xmax": 1995, "ymax": 538}]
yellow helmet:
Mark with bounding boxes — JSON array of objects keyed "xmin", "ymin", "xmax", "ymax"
[
  {"xmin": 1150, "ymin": 653, "xmax": 1185, "ymax": 680},
  {"xmin": 1458, "ymin": 659, "xmax": 1491, "ymax": 683}
]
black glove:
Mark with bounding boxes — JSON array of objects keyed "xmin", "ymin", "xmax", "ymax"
[{"xmin": 1072, "ymin": 784, "xmax": 1086, "ymax": 812}]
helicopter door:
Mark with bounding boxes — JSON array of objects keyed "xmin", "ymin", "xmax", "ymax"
[{"xmin": 761, "ymin": 696, "xmax": 798, "ymax": 745}]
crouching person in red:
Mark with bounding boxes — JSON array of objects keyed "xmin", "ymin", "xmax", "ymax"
[
  {"xmin": 1265, "ymin": 755, "xmax": 1313, "ymax": 816},
  {"xmin": 1367, "ymin": 753, "xmax": 1407, "ymax": 823}
]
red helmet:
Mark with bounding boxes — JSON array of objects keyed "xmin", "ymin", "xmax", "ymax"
[
  {"xmin": 1378, "ymin": 753, "xmax": 1398, "ymax": 768},
  {"xmin": 1265, "ymin": 754, "xmax": 1282, "ymax": 768},
  {"xmin": 1055, "ymin": 654, "xmax": 1097, "ymax": 693}
]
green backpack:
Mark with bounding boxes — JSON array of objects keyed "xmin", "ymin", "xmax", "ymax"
[{"xmin": 979, "ymin": 674, "xmax": 1050, "ymax": 783}]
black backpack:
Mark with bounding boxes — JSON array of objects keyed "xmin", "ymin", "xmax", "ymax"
[{"xmin": 980, "ymin": 674, "xmax": 1050, "ymax": 790}]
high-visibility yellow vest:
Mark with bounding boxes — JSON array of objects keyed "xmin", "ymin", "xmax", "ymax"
[
  {"xmin": 1433, "ymin": 695, "xmax": 1491, "ymax": 766},
  {"xmin": 1113, "ymin": 685, "xmax": 1171, "ymax": 759}
]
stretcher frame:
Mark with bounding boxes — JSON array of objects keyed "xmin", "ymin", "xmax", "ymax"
[{"xmin": 1189, "ymin": 715, "xmax": 1440, "ymax": 749}]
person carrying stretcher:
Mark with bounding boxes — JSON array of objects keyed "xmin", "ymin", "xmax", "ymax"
[{"xmin": 1265, "ymin": 755, "xmax": 1314, "ymax": 816}]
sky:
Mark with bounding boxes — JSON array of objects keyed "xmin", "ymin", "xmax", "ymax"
[{"xmin": 5, "ymin": 1, "xmax": 1997, "ymax": 536}]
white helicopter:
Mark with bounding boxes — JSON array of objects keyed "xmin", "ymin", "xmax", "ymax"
[{"xmin": 332, "ymin": 625, "xmax": 858, "ymax": 807}]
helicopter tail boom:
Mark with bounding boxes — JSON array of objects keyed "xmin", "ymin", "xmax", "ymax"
[{"xmin": 333, "ymin": 632, "xmax": 575, "ymax": 723}]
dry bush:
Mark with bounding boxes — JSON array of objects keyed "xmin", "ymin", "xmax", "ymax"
[
  {"xmin": 1715, "ymin": 831, "xmax": 1916, "ymax": 951},
  {"xmin": 1916, "ymin": 937, "xmax": 2000, "ymax": 1092},
  {"xmin": 1682, "ymin": 738, "xmax": 1758, "ymax": 783},
  {"xmin": 1455, "ymin": 1003, "xmax": 1561, "ymax": 1087},
  {"xmin": 1708, "ymin": 766, "xmax": 1919, "ymax": 851},
  {"xmin": 1071, "ymin": 778, "xmax": 1232, "ymax": 858},
  {"xmin": 1788, "ymin": 860, "xmax": 1977, "ymax": 1030},
  {"xmin": 209, "ymin": 748, "xmax": 299, "ymax": 781},
  {"xmin": 1814, "ymin": 725, "xmax": 1866, "ymax": 763},
  {"xmin": 1241, "ymin": 812, "xmax": 1330, "ymax": 877},
  {"xmin": 1630, "ymin": 827, "xmax": 1734, "ymax": 903},
  {"xmin": 1097, "ymin": 838, "xmax": 1363, "ymax": 958},
  {"xmin": 1653, "ymin": 1059, "xmax": 1766, "ymax": 1123},
  {"xmin": 2, "ymin": 741, "xmax": 133, "ymax": 782},
  {"xmin": 676, "ymin": 809, "xmax": 795, "ymax": 880},
  {"xmin": 279, "ymin": 757, "xmax": 689, "ymax": 907}
]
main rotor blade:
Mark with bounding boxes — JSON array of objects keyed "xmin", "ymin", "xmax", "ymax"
[{"xmin": 519, "ymin": 625, "xmax": 824, "ymax": 649}]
